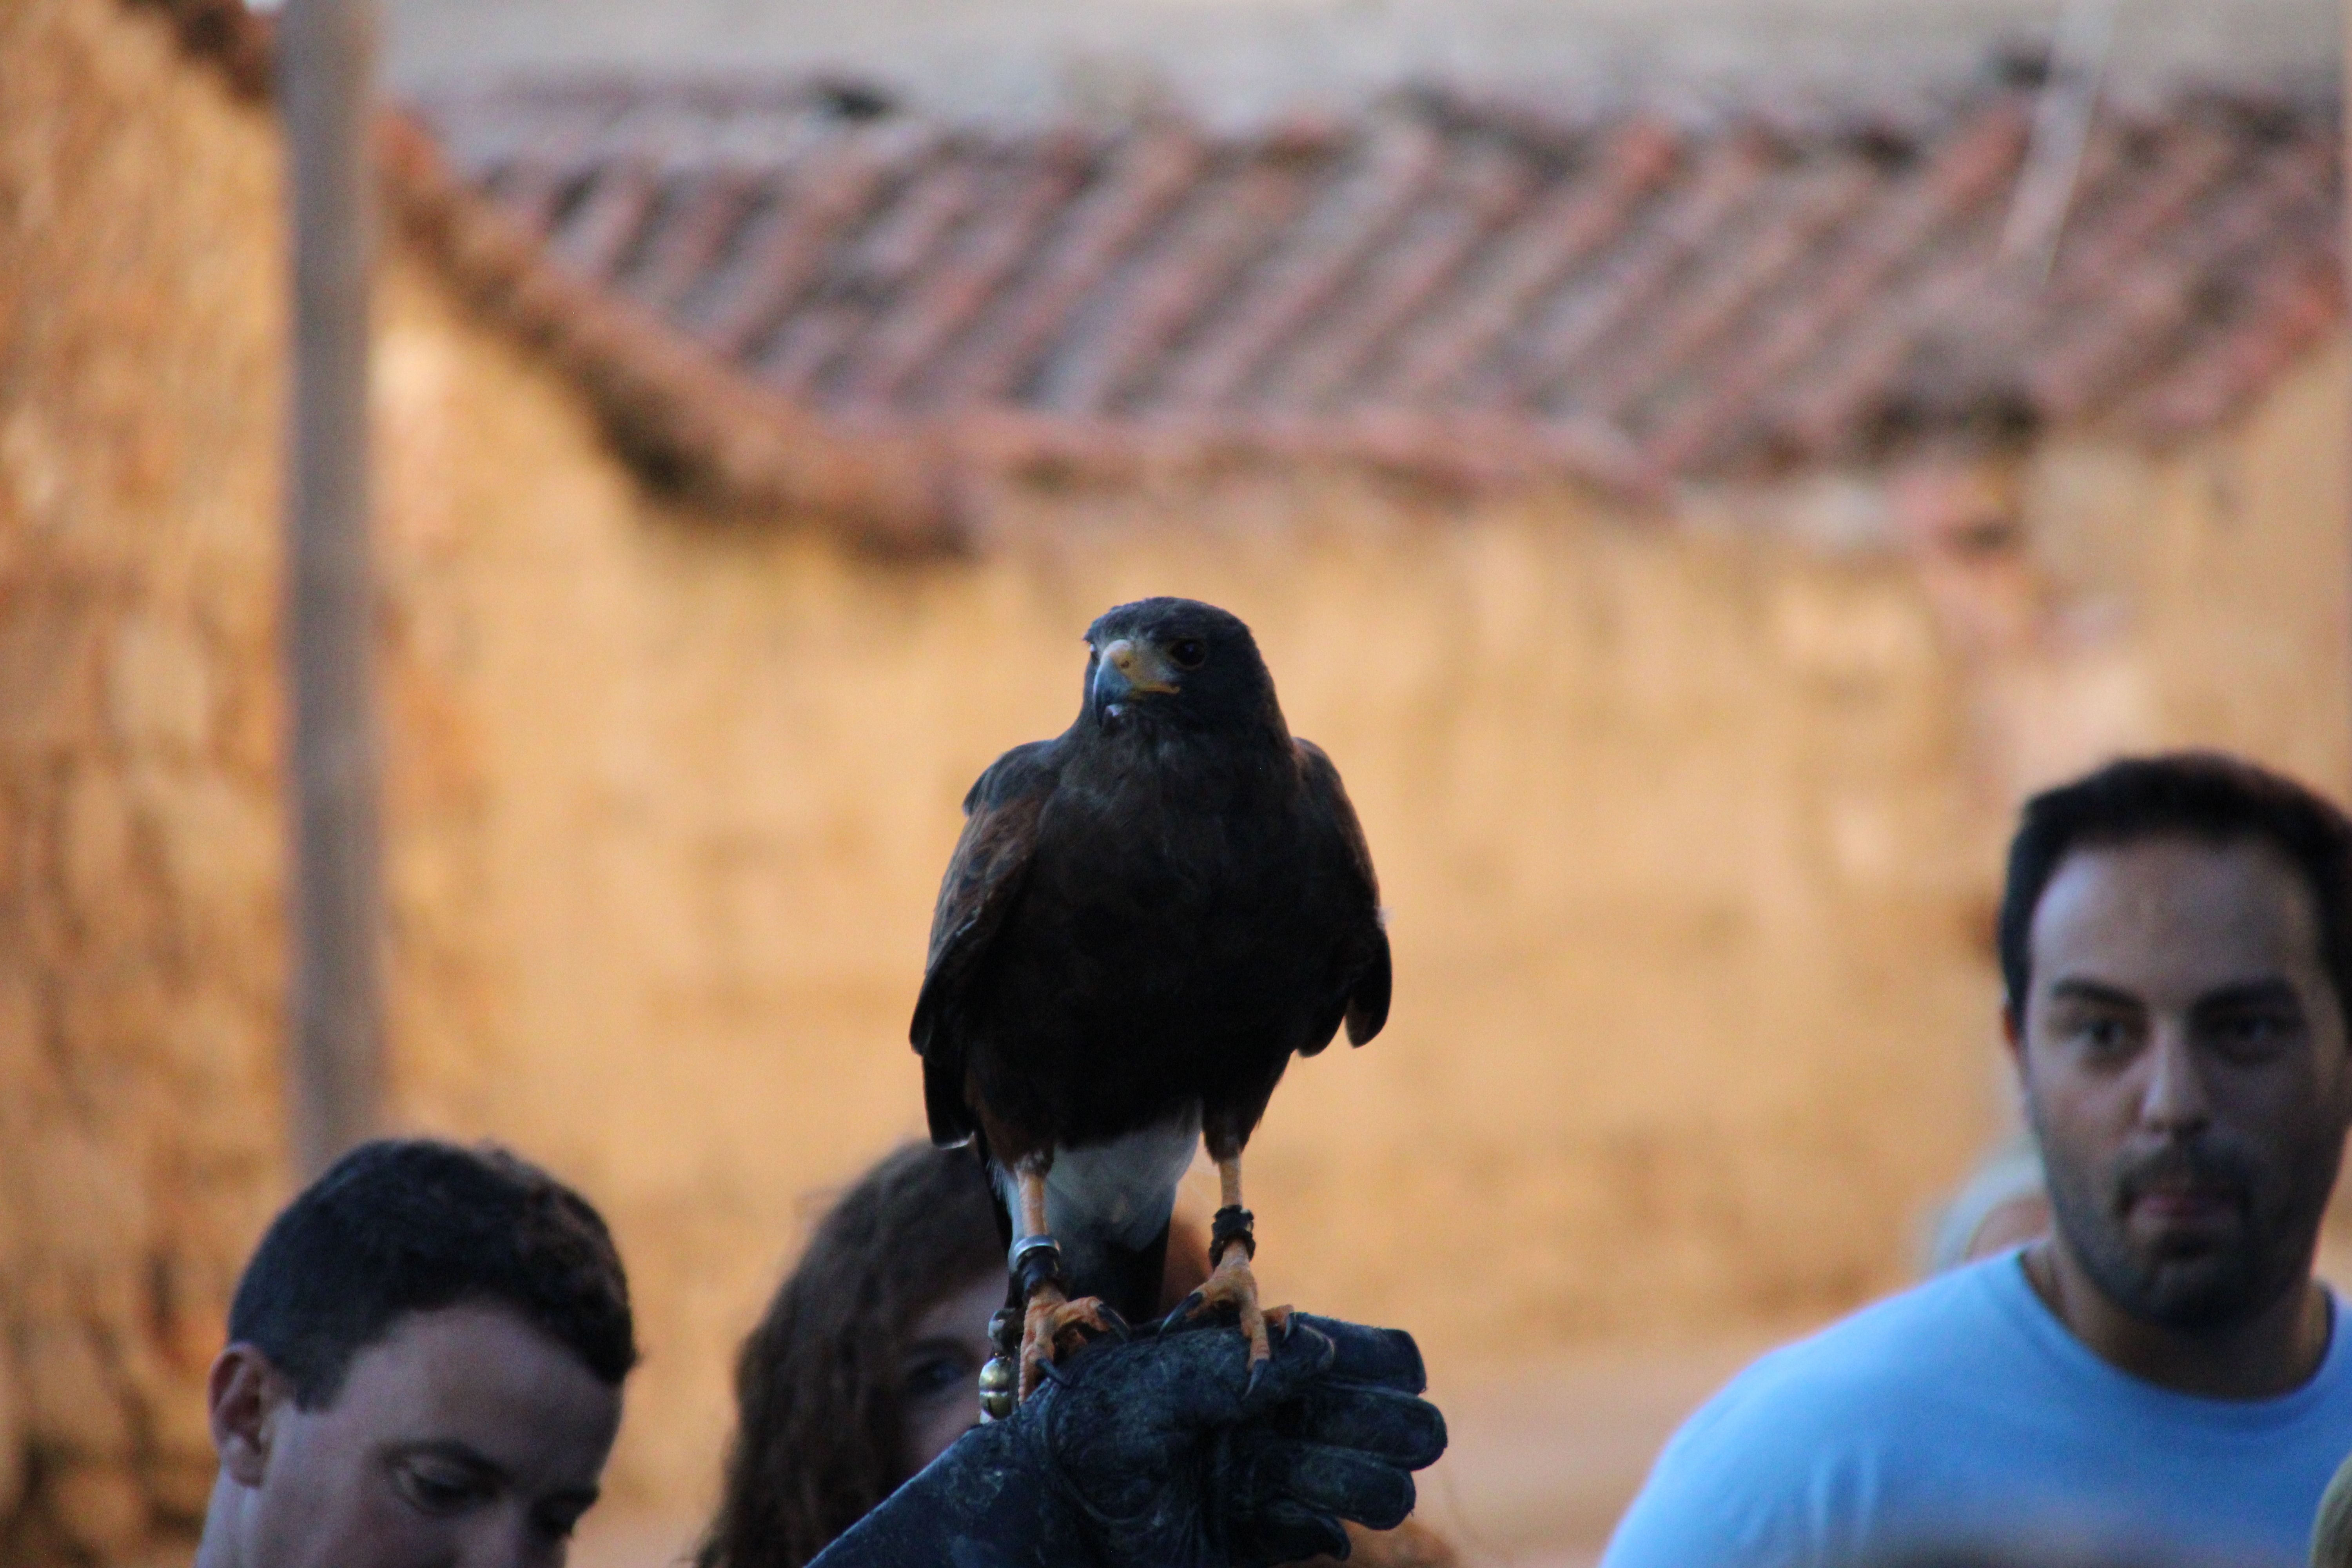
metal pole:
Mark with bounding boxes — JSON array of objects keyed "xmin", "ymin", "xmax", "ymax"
[
  {"xmin": 1998, "ymin": 0, "xmax": 2120, "ymax": 284},
  {"xmin": 278, "ymin": 0, "xmax": 384, "ymax": 1179}
]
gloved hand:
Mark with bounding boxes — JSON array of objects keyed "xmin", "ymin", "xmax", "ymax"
[
  {"xmin": 1041, "ymin": 1310, "xmax": 1445, "ymax": 1564},
  {"xmin": 809, "ymin": 1311, "xmax": 1447, "ymax": 1568}
]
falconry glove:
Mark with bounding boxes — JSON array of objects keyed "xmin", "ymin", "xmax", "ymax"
[{"xmin": 807, "ymin": 1312, "xmax": 1446, "ymax": 1568}]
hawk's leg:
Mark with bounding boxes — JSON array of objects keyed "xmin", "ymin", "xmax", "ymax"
[
  {"xmin": 1010, "ymin": 1158, "xmax": 1113, "ymax": 1401},
  {"xmin": 1177, "ymin": 1150, "xmax": 1289, "ymax": 1369}
]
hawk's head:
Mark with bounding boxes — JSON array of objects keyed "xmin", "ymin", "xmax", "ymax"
[{"xmin": 1080, "ymin": 598, "xmax": 1282, "ymax": 739}]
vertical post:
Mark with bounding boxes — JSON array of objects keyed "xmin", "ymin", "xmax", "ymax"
[
  {"xmin": 279, "ymin": 0, "xmax": 384, "ymax": 1179},
  {"xmin": 1998, "ymin": 0, "xmax": 2117, "ymax": 284}
]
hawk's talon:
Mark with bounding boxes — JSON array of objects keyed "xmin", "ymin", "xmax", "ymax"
[
  {"xmin": 1018, "ymin": 1287, "xmax": 1115, "ymax": 1400},
  {"xmin": 1178, "ymin": 1248, "xmax": 1281, "ymax": 1368},
  {"xmin": 1160, "ymin": 1290, "xmax": 1207, "ymax": 1335}
]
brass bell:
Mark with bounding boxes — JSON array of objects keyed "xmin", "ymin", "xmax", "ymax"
[{"xmin": 977, "ymin": 1354, "xmax": 1018, "ymax": 1422}]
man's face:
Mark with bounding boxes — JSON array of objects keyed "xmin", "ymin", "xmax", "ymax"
[
  {"xmin": 2014, "ymin": 837, "xmax": 2352, "ymax": 1329},
  {"xmin": 211, "ymin": 1303, "xmax": 622, "ymax": 1568}
]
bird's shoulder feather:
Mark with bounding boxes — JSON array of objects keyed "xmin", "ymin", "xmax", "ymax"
[
  {"xmin": 961, "ymin": 737, "xmax": 1060, "ymax": 816},
  {"xmin": 1294, "ymin": 738, "xmax": 1391, "ymax": 1049},
  {"xmin": 910, "ymin": 738, "xmax": 1063, "ymax": 1142}
]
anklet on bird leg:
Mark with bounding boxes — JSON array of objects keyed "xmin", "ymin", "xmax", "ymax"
[
  {"xmin": 1009, "ymin": 1164, "xmax": 1112, "ymax": 1399},
  {"xmin": 1183, "ymin": 1155, "xmax": 1284, "ymax": 1365},
  {"xmin": 978, "ymin": 1304, "xmax": 1021, "ymax": 1422}
]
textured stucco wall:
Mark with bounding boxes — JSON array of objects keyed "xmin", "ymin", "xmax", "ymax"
[
  {"xmin": 2015, "ymin": 345, "xmax": 2352, "ymax": 799},
  {"xmin": 366, "ymin": 265, "xmax": 2352, "ymax": 1519},
  {"xmin": 0, "ymin": 0, "xmax": 292, "ymax": 1558},
  {"xmin": 373, "ymin": 254, "xmax": 2006, "ymax": 1511}
]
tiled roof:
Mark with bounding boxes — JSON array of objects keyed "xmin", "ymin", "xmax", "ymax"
[
  {"xmin": 138, "ymin": 0, "xmax": 953, "ymax": 544},
  {"xmin": 137, "ymin": 0, "xmax": 2347, "ymax": 540},
  {"xmin": 417, "ymin": 76, "xmax": 2341, "ymax": 501}
]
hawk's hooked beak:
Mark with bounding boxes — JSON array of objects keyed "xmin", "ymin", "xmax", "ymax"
[{"xmin": 1094, "ymin": 638, "xmax": 1180, "ymax": 709}]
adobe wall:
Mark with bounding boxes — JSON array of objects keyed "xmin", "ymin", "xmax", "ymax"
[
  {"xmin": 373, "ymin": 247, "xmax": 2352, "ymax": 1518},
  {"xmin": 0, "ymin": 0, "xmax": 291, "ymax": 1558},
  {"xmin": 374, "ymin": 256, "xmax": 2008, "ymax": 1507},
  {"xmin": 2018, "ymin": 343, "xmax": 2352, "ymax": 797}
]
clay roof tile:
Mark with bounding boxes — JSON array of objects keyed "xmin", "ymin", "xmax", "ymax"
[{"xmin": 139, "ymin": 0, "xmax": 2348, "ymax": 537}]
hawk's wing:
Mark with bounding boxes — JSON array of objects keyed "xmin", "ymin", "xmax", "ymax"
[
  {"xmin": 1295, "ymin": 737, "xmax": 1391, "ymax": 1052},
  {"xmin": 910, "ymin": 739, "xmax": 1060, "ymax": 1145}
]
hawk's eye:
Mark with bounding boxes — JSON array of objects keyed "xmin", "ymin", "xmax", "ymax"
[{"xmin": 1169, "ymin": 639, "xmax": 1207, "ymax": 670}]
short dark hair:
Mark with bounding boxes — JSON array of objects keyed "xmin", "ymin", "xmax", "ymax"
[
  {"xmin": 228, "ymin": 1138, "xmax": 637, "ymax": 1409},
  {"xmin": 1998, "ymin": 752, "xmax": 2352, "ymax": 1022}
]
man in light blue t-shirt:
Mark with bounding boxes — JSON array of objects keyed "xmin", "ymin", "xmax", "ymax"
[{"xmin": 1604, "ymin": 754, "xmax": 2352, "ymax": 1568}]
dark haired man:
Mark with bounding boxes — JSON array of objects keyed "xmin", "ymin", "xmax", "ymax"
[
  {"xmin": 1604, "ymin": 753, "xmax": 2352, "ymax": 1568},
  {"xmin": 194, "ymin": 1138, "xmax": 638, "ymax": 1568},
  {"xmin": 195, "ymin": 1137, "xmax": 1443, "ymax": 1568}
]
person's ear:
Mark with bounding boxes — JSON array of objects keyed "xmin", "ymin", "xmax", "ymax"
[
  {"xmin": 208, "ymin": 1343, "xmax": 290, "ymax": 1488},
  {"xmin": 2321, "ymin": 987, "xmax": 2352, "ymax": 1120},
  {"xmin": 2328, "ymin": 1028, "xmax": 2352, "ymax": 1129},
  {"xmin": 2003, "ymin": 1002, "xmax": 2041, "ymax": 1121}
]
